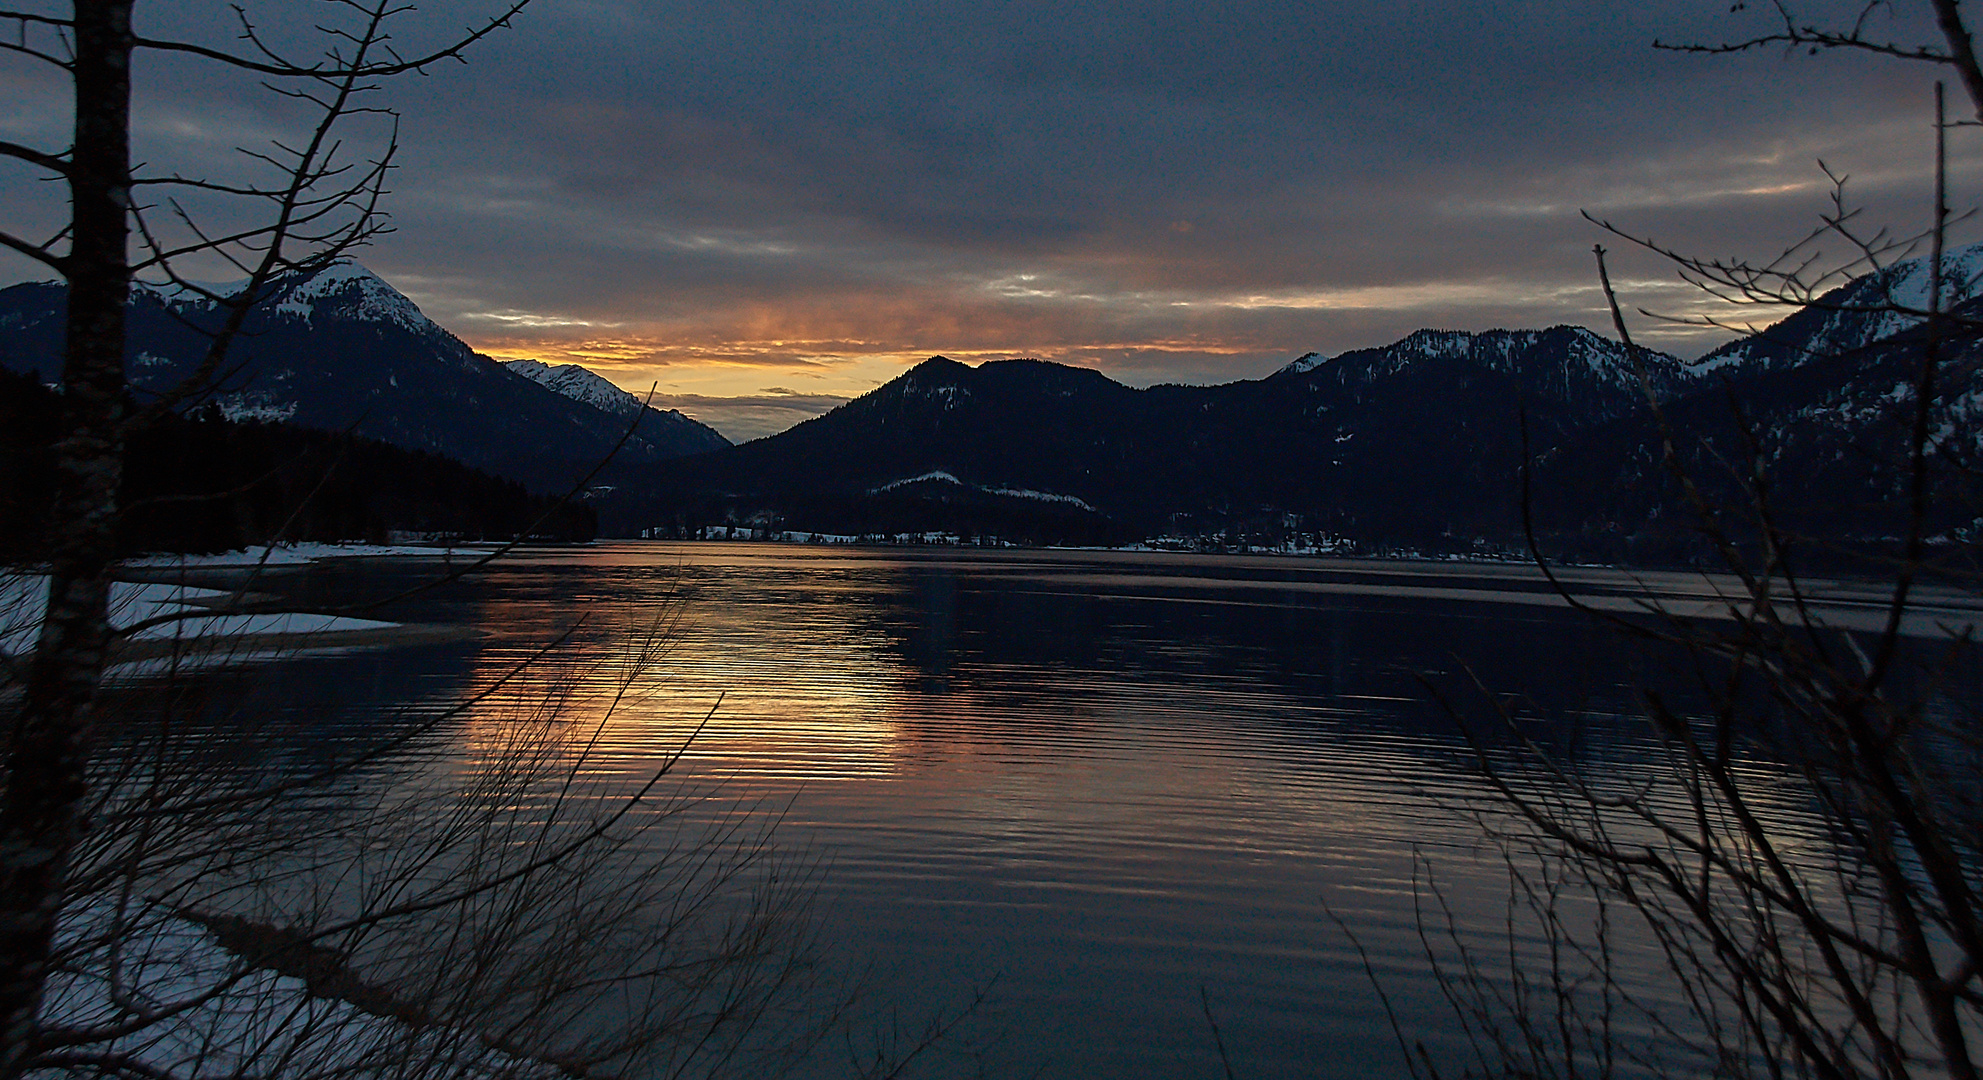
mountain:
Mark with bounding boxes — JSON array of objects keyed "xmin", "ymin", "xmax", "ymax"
[
  {"xmin": 12, "ymin": 250, "xmax": 1973, "ymax": 561},
  {"xmin": 0, "ymin": 367, "xmax": 594, "ymax": 558},
  {"xmin": 605, "ymin": 247, "xmax": 1983, "ymax": 561},
  {"xmin": 602, "ymin": 328, "xmax": 1691, "ymax": 547},
  {"xmin": 1694, "ymin": 242, "xmax": 1983, "ymax": 374},
  {"xmin": 1526, "ymin": 247, "xmax": 1983, "ymax": 564},
  {"xmin": 0, "ymin": 263, "xmax": 729, "ymax": 492},
  {"xmin": 1282, "ymin": 325, "xmax": 1691, "ymax": 409},
  {"xmin": 505, "ymin": 358, "xmax": 677, "ymax": 424},
  {"xmin": 500, "ymin": 356, "xmax": 729, "ymax": 463},
  {"xmin": 612, "ymin": 357, "xmax": 1148, "ymax": 543}
]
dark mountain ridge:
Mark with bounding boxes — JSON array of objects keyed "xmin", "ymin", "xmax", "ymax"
[
  {"xmin": 0, "ymin": 263, "xmax": 729, "ymax": 493},
  {"xmin": 606, "ymin": 326, "xmax": 1695, "ymax": 547},
  {"xmin": 1532, "ymin": 293, "xmax": 1983, "ymax": 565},
  {"xmin": 0, "ymin": 368, "xmax": 593, "ymax": 559},
  {"xmin": 9, "ymin": 251, "xmax": 1976, "ymax": 563},
  {"xmin": 606, "ymin": 244, "xmax": 1983, "ymax": 562}
]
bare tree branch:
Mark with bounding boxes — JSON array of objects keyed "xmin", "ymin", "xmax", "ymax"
[
  {"xmin": 130, "ymin": 0, "xmax": 528, "ymax": 80},
  {"xmin": 0, "ymin": 227, "xmax": 65, "ymax": 272},
  {"xmin": 0, "ymin": 140, "xmax": 68, "ymax": 175}
]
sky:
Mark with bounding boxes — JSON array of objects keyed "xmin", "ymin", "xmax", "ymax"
[{"xmin": 0, "ymin": 1, "xmax": 1972, "ymax": 440}]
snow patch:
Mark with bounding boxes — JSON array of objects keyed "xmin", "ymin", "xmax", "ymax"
[
  {"xmin": 216, "ymin": 394, "xmax": 298, "ymax": 423},
  {"xmin": 39, "ymin": 901, "xmax": 559, "ymax": 1080},
  {"xmin": 1278, "ymin": 352, "xmax": 1327, "ymax": 375},
  {"xmin": 985, "ymin": 486, "xmax": 1097, "ymax": 511},
  {"xmin": 871, "ymin": 470, "xmax": 962, "ymax": 493},
  {"xmin": 868, "ymin": 471, "xmax": 1095, "ymax": 510},
  {"xmin": 0, "ymin": 575, "xmax": 399, "ymax": 659},
  {"xmin": 121, "ymin": 542, "xmax": 459, "ymax": 568}
]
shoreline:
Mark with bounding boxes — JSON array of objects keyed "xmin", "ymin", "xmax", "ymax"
[{"xmin": 3, "ymin": 553, "xmax": 490, "ymax": 669}]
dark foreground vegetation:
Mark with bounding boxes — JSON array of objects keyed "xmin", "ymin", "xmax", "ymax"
[{"xmin": 0, "ymin": 369, "xmax": 595, "ymax": 561}]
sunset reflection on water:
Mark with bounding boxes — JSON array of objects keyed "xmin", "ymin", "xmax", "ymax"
[{"xmin": 234, "ymin": 542, "xmax": 1891, "ymax": 1079}]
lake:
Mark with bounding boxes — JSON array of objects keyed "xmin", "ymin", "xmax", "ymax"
[{"xmin": 117, "ymin": 542, "xmax": 1983, "ymax": 1079}]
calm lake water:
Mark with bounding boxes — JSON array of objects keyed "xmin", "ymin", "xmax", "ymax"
[{"xmin": 125, "ymin": 542, "xmax": 1977, "ymax": 1079}]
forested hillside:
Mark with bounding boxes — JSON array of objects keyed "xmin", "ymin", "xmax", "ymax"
[{"xmin": 0, "ymin": 370, "xmax": 593, "ymax": 560}]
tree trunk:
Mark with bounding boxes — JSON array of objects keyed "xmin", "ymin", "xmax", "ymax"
[{"xmin": 0, "ymin": 2, "xmax": 133, "ymax": 1075}]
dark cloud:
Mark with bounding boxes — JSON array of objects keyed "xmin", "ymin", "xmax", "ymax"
[{"xmin": 1, "ymin": 0, "xmax": 1968, "ymax": 422}]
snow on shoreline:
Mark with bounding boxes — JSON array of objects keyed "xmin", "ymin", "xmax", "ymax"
[
  {"xmin": 0, "ymin": 578, "xmax": 401, "ymax": 658},
  {"xmin": 1, "ymin": 545, "xmax": 453, "ymax": 662},
  {"xmin": 41, "ymin": 901, "xmax": 557, "ymax": 1080},
  {"xmin": 121, "ymin": 541, "xmax": 474, "ymax": 568}
]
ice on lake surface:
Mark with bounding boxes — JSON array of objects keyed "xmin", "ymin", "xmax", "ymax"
[{"xmin": 80, "ymin": 543, "xmax": 1982, "ymax": 1079}]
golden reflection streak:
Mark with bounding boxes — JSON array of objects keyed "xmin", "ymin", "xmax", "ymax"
[
  {"xmin": 423, "ymin": 543, "xmax": 1868, "ymax": 899},
  {"xmin": 446, "ymin": 599, "xmax": 912, "ymax": 785}
]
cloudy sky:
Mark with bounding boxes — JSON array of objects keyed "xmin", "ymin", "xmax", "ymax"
[{"xmin": 0, "ymin": 1, "xmax": 1970, "ymax": 439}]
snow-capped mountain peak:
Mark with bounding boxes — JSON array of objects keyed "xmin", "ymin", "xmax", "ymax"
[
  {"xmin": 125, "ymin": 261, "xmax": 439, "ymax": 338},
  {"xmin": 1856, "ymin": 240, "xmax": 1983, "ymax": 317},
  {"xmin": 269, "ymin": 261, "xmax": 434, "ymax": 334},
  {"xmin": 504, "ymin": 358, "xmax": 645, "ymax": 417},
  {"xmin": 1267, "ymin": 324, "xmax": 1688, "ymax": 419},
  {"xmin": 1369, "ymin": 326, "xmax": 1675, "ymax": 389},
  {"xmin": 1, "ymin": 262, "xmax": 730, "ymax": 492},
  {"xmin": 1698, "ymin": 240, "xmax": 1983, "ymax": 372}
]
